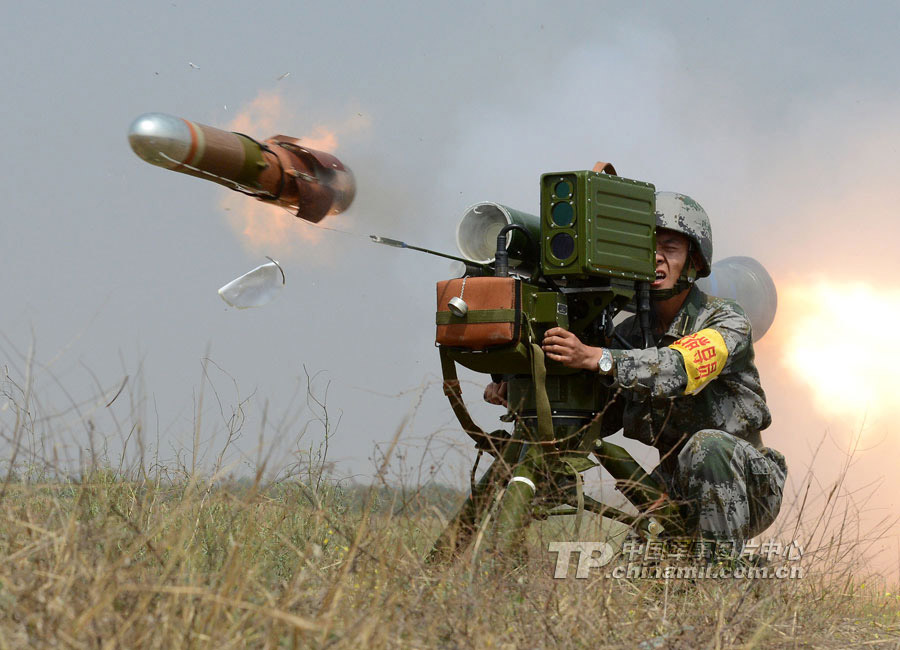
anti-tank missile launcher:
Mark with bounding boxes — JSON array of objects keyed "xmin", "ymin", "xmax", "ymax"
[{"xmin": 430, "ymin": 163, "xmax": 778, "ymax": 561}]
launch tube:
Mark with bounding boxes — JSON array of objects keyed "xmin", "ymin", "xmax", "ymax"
[
  {"xmin": 456, "ymin": 202, "xmax": 541, "ymax": 267},
  {"xmin": 128, "ymin": 112, "xmax": 355, "ymax": 223}
]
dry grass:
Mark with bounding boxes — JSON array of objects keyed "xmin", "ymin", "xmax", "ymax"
[
  {"xmin": 0, "ymin": 357, "xmax": 897, "ymax": 649},
  {"xmin": 0, "ymin": 467, "xmax": 896, "ymax": 649}
]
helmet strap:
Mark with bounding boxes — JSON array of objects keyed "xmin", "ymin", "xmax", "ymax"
[{"xmin": 649, "ymin": 281, "xmax": 692, "ymax": 301}]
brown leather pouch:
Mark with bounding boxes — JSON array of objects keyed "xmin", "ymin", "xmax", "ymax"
[{"xmin": 436, "ymin": 277, "xmax": 521, "ymax": 349}]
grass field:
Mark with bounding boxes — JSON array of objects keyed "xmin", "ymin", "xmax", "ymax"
[
  {"xmin": 1, "ymin": 360, "xmax": 897, "ymax": 648},
  {"xmin": 0, "ymin": 465, "xmax": 897, "ymax": 649}
]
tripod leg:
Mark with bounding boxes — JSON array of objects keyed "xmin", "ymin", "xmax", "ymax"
[{"xmin": 427, "ymin": 440, "xmax": 522, "ymax": 562}]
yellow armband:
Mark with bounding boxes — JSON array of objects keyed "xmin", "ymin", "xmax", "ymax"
[{"xmin": 668, "ymin": 328, "xmax": 729, "ymax": 395}]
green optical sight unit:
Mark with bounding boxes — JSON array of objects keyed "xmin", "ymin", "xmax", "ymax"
[
  {"xmin": 443, "ymin": 167, "xmax": 657, "ymax": 378},
  {"xmin": 540, "ymin": 170, "xmax": 656, "ymax": 283}
]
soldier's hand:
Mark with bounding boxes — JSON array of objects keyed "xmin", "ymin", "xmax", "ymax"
[
  {"xmin": 542, "ymin": 327, "xmax": 602, "ymax": 371},
  {"xmin": 483, "ymin": 381, "xmax": 508, "ymax": 407}
]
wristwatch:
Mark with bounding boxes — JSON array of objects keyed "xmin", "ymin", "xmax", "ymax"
[{"xmin": 597, "ymin": 348, "xmax": 614, "ymax": 374}]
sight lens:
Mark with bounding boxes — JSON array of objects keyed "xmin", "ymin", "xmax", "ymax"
[
  {"xmin": 554, "ymin": 181, "xmax": 572, "ymax": 199},
  {"xmin": 551, "ymin": 202, "xmax": 575, "ymax": 227},
  {"xmin": 550, "ymin": 233, "xmax": 576, "ymax": 260}
]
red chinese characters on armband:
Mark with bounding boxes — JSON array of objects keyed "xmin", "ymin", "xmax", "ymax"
[{"xmin": 668, "ymin": 329, "xmax": 729, "ymax": 395}]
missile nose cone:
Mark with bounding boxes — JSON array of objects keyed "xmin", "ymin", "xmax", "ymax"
[{"xmin": 128, "ymin": 112, "xmax": 194, "ymax": 167}]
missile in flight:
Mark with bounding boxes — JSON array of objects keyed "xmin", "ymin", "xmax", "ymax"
[{"xmin": 128, "ymin": 112, "xmax": 355, "ymax": 223}]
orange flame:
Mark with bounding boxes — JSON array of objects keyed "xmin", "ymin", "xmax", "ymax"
[
  {"xmin": 774, "ymin": 280, "xmax": 900, "ymax": 429},
  {"xmin": 297, "ymin": 126, "xmax": 338, "ymax": 153},
  {"xmin": 220, "ymin": 198, "xmax": 318, "ymax": 251},
  {"xmin": 219, "ymin": 90, "xmax": 368, "ymax": 258},
  {"xmin": 225, "ymin": 91, "xmax": 286, "ymax": 136}
]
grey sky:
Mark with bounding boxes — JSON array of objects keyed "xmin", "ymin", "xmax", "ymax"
[{"xmin": 2, "ymin": 1, "xmax": 900, "ymax": 504}]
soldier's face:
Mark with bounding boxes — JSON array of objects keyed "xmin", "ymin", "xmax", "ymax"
[{"xmin": 653, "ymin": 229, "xmax": 690, "ymax": 290}]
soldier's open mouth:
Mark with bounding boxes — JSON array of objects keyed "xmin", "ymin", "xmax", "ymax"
[{"xmin": 652, "ymin": 270, "xmax": 666, "ymax": 287}]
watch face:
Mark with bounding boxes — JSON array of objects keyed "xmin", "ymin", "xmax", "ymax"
[{"xmin": 599, "ymin": 351, "xmax": 613, "ymax": 373}]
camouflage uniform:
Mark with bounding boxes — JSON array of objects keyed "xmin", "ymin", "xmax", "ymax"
[{"xmin": 602, "ymin": 285, "xmax": 787, "ymax": 546}]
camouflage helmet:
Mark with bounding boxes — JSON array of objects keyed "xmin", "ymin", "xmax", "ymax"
[{"xmin": 654, "ymin": 191, "xmax": 713, "ymax": 278}]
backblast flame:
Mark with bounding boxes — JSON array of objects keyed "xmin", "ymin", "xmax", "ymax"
[
  {"xmin": 779, "ymin": 282, "xmax": 900, "ymax": 422},
  {"xmin": 219, "ymin": 92, "xmax": 343, "ymax": 253}
]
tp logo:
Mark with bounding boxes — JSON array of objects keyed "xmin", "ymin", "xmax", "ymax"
[{"xmin": 548, "ymin": 542, "xmax": 614, "ymax": 578}]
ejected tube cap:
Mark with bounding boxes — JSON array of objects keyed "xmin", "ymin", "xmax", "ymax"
[
  {"xmin": 218, "ymin": 258, "xmax": 285, "ymax": 309},
  {"xmin": 696, "ymin": 256, "xmax": 778, "ymax": 341},
  {"xmin": 456, "ymin": 202, "xmax": 541, "ymax": 264}
]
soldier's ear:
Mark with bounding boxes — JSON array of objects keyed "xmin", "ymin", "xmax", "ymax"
[{"xmin": 692, "ymin": 249, "xmax": 704, "ymax": 269}]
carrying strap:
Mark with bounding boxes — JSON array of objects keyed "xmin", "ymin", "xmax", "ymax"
[
  {"xmin": 440, "ymin": 348, "xmax": 487, "ymax": 446},
  {"xmin": 592, "ymin": 161, "xmax": 618, "ymax": 175},
  {"xmin": 523, "ymin": 321, "xmax": 554, "ymax": 444},
  {"xmin": 439, "ymin": 321, "xmax": 555, "ymax": 450},
  {"xmin": 435, "ymin": 309, "xmax": 517, "ymax": 325},
  {"xmin": 577, "ymin": 415, "xmax": 604, "ymax": 454},
  {"xmin": 562, "ymin": 458, "xmax": 585, "ymax": 537}
]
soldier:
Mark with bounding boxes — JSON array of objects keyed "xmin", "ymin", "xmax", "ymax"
[{"xmin": 485, "ymin": 192, "xmax": 787, "ymax": 556}]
